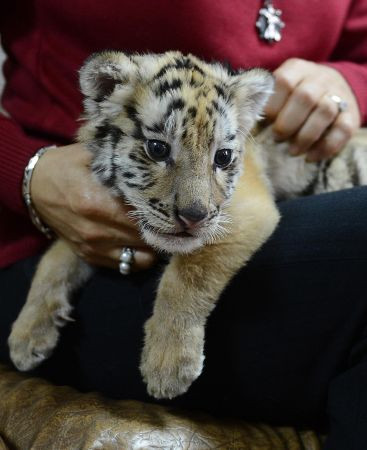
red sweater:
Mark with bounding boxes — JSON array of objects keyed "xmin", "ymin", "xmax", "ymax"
[{"xmin": 1, "ymin": 0, "xmax": 367, "ymax": 268}]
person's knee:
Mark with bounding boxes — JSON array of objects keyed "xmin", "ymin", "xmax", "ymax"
[{"xmin": 250, "ymin": 186, "xmax": 367, "ymax": 265}]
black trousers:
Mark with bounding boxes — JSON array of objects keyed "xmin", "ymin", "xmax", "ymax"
[{"xmin": 1, "ymin": 187, "xmax": 367, "ymax": 449}]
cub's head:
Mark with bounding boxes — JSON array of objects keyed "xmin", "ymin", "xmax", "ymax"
[{"xmin": 78, "ymin": 51, "xmax": 273, "ymax": 253}]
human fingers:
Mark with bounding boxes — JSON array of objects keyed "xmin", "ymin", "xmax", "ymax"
[
  {"xmin": 31, "ymin": 143, "xmax": 156, "ymax": 270},
  {"xmin": 64, "ymin": 187, "xmax": 143, "ymax": 242},
  {"xmin": 58, "ymin": 147, "xmax": 139, "ymax": 229},
  {"xmin": 265, "ymin": 59, "xmax": 361, "ymax": 160},
  {"xmin": 31, "ymin": 143, "xmax": 148, "ymax": 243},
  {"xmin": 67, "ymin": 239, "xmax": 157, "ymax": 271},
  {"xmin": 59, "ymin": 217, "xmax": 146, "ymax": 249},
  {"xmin": 305, "ymin": 113, "xmax": 356, "ymax": 162},
  {"xmin": 264, "ymin": 58, "xmax": 305, "ymax": 122},
  {"xmin": 288, "ymin": 93, "xmax": 340, "ymax": 156},
  {"xmin": 271, "ymin": 78, "xmax": 326, "ymax": 141}
]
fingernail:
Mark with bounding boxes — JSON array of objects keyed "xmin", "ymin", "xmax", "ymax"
[
  {"xmin": 272, "ymin": 132, "xmax": 284, "ymax": 142},
  {"xmin": 271, "ymin": 128, "xmax": 283, "ymax": 142},
  {"xmin": 289, "ymin": 145, "xmax": 301, "ymax": 156},
  {"xmin": 305, "ymin": 152, "xmax": 319, "ymax": 163}
]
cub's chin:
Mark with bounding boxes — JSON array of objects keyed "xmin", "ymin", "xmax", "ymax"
[{"xmin": 142, "ymin": 229, "xmax": 205, "ymax": 254}]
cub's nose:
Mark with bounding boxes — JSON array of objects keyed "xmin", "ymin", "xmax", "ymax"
[{"xmin": 176, "ymin": 204, "xmax": 208, "ymax": 229}]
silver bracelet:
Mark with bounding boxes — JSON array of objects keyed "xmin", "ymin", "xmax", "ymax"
[{"xmin": 22, "ymin": 145, "xmax": 57, "ymax": 239}]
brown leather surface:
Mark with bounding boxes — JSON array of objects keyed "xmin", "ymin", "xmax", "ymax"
[
  {"xmin": 0, "ymin": 364, "xmax": 324, "ymax": 449},
  {"xmin": 0, "ymin": 435, "xmax": 8, "ymax": 450}
]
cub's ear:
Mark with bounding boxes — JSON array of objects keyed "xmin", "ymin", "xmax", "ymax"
[
  {"xmin": 79, "ymin": 51, "xmax": 138, "ymax": 118},
  {"xmin": 229, "ymin": 68, "xmax": 274, "ymax": 134}
]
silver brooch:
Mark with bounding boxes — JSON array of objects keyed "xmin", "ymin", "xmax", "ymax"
[{"xmin": 256, "ymin": 0, "xmax": 285, "ymax": 44}]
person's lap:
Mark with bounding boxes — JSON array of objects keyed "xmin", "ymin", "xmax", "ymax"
[{"xmin": 1, "ymin": 187, "xmax": 367, "ymax": 437}]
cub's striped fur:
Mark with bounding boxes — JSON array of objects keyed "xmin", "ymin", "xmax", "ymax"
[
  {"xmin": 77, "ymin": 51, "xmax": 274, "ymax": 254},
  {"xmin": 257, "ymin": 126, "xmax": 367, "ymax": 200},
  {"xmin": 9, "ymin": 51, "xmax": 367, "ymax": 400}
]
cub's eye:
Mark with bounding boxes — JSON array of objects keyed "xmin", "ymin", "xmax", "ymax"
[
  {"xmin": 146, "ymin": 140, "xmax": 171, "ymax": 162},
  {"xmin": 214, "ymin": 149, "xmax": 233, "ymax": 168}
]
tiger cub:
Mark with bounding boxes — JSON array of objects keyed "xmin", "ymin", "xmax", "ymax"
[{"xmin": 8, "ymin": 51, "xmax": 367, "ymax": 399}]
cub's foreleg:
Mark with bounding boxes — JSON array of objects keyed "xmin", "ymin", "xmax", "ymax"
[
  {"xmin": 140, "ymin": 152, "xmax": 280, "ymax": 399},
  {"xmin": 8, "ymin": 240, "xmax": 92, "ymax": 371}
]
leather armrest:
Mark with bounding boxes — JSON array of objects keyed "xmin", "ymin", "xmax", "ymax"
[{"xmin": 0, "ymin": 364, "xmax": 324, "ymax": 449}]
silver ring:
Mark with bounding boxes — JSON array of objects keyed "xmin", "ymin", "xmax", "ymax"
[
  {"xmin": 329, "ymin": 95, "xmax": 348, "ymax": 113},
  {"xmin": 119, "ymin": 247, "xmax": 135, "ymax": 275}
]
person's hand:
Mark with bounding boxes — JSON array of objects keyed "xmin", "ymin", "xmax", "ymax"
[
  {"xmin": 264, "ymin": 58, "xmax": 361, "ymax": 162},
  {"xmin": 30, "ymin": 143, "xmax": 156, "ymax": 270}
]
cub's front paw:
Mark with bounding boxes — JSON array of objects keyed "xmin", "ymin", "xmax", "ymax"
[
  {"xmin": 140, "ymin": 317, "xmax": 205, "ymax": 399},
  {"xmin": 8, "ymin": 304, "xmax": 72, "ymax": 371}
]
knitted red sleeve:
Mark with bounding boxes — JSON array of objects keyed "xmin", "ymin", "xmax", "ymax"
[
  {"xmin": 0, "ymin": 114, "xmax": 50, "ymax": 215},
  {"xmin": 324, "ymin": 0, "xmax": 367, "ymax": 125}
]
